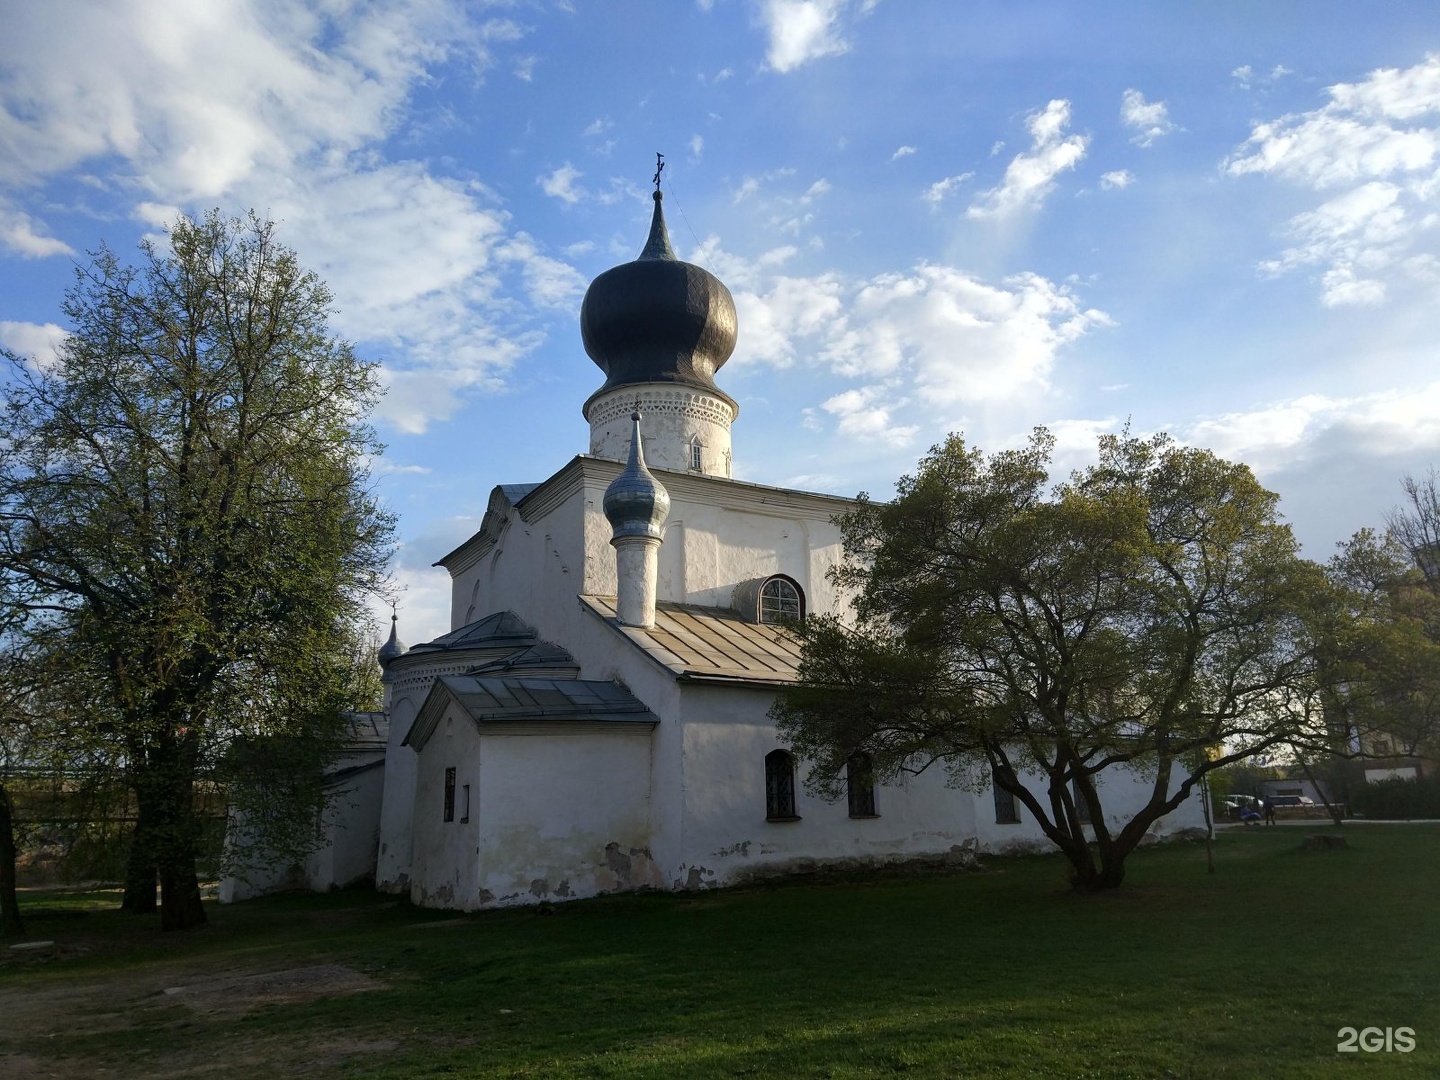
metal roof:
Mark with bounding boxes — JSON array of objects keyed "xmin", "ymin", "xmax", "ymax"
[
  {"xmin": 404, "ymin": 674, "xmax": 659, "ymax": 750},
  {"xmin": 580, "ymin": 596, "xmax": 803, "ymax": 686},
  {"xmin": 407, "ymin": 610, "xmax": 538, "ymax": 655}
]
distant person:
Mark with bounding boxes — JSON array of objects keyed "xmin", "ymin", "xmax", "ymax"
[
  {"xmin": 1262, "ymin": 796, "xmax": 1276, "ymax": 825},
  {"xmin": 1240, "ymin": 805, "xmax": 1261, "ymax": 825}
]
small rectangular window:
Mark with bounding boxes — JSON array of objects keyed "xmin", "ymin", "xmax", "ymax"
[
  {"xmin": 443, "ymin": 767, "xmax": 456, "ymax": 823},
  {"xmin": 691, "ymin": 442, "xmax": 703, "ymax": 470},
  {"xmin": 993, "ymin": 779, "xmax": 1020, "ymax": 824},
  {"xmin": 461, "ymin": 783, "xmax": 471, "ymax": 824}
]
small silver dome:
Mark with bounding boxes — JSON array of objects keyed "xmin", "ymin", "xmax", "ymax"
[
  {"xmin": 603, "ymin": 412, "xmax": 670, "ymax": 541},
  {"xmin": 377, "ymin": 614, "xmax": 407, "ymax": 667}
]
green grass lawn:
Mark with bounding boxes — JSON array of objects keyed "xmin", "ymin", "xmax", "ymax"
[{"xmin": 2, "ymin": 826, "xmax": 1436, "ymax": 1078}]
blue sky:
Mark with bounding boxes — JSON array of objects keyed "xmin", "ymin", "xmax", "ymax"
[{"xmin": 4, "ymin": 1, "xmax": 1440, "ymax": 645}]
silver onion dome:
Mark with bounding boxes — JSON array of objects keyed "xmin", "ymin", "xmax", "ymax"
[
  {"xmin": 377, "ymin": 613, "xmax": 407, "ymax": 667},
  {"xmin": 603, "ymin": 412, "xmax": 670, "ymax": 541}
]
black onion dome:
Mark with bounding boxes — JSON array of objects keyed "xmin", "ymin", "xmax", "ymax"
[{"xmin": 581, "ymin": 191, "xmax": 738, "ymax": 409}]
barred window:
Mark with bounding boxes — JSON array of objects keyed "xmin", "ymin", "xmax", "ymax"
[
  {"xmin": 759, "ymin": 577, "xmax": 803, "ymax": 624},
  {"xmin": 847, "ymin": 753, "xmax": 877, "ymax": 817},
  {"xmin": 765, "ymin": 749, "xmax": 798, "ymax": 820},
  {"xmin": 690, "ymin": 441, "xmax": 703, "ymax": 470},
  {"xmin": 992, "ymin": 777, "xmax": 1020, "ymax": 824},
  {"xmin": 443, "ymin": 767, "xmax": 456, "ymax": 823}
]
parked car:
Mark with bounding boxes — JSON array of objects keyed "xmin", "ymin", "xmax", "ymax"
[
  {"xmin": 1221, "ymin": 795, "xmax": 1261, "ymax": 819},
  {"xmin": 1267, "ymin": 795, "xmax": 1314, "ymax": 808}
]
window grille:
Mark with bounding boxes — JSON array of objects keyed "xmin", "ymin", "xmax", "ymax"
[
  {"xmin": 443, "ymin": 767, "xmax": 456, "ymax": 823},
  {"xmin": 847, "ymin": 753, "xmax": 877, "ymax": 817},
  {"xmin": 759, "ymin": 577, "xmax": 802, "ymax": 624},
  {"xmin": 992, "ymin": 776, "xmax": 1020, "ymax": 824},
  {"xmin": 765, "ymin": 749, "xmax": 798, "ymax": 820},
  {"xmin": 691, "ymin": 441, "xmax": 703, "ymax": 470}
]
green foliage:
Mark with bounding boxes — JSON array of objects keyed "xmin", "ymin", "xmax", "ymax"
[
  {"xmin": 1322, "ymin": 527, "xmax": 1440, "ymax": 763},
  {"xmin": 0, "ymin": 211, "xmax": 395, "ymax": 927},
  {"xmin": 775, "ymin": 428, "xmax": 1335, "ymax": 890},
  {"xmin": 1351, "ymin": 774, "xmax": 1440, "ymax": 819}
]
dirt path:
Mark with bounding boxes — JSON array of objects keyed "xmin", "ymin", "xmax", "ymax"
[{"xmin": 0, "ymin": 955, "xmax": 393, "ymax": 1078}]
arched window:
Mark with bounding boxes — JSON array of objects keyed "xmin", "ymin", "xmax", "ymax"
[
  {"xmin": 689, "ymin": 438, "xmax": 703, "ymax": 471},
  {"xmin": 765, "ymin": 749, "xmax": 798, "ymax": 820},
  {"xmin": 847, "ymin": 753, "xmax": 877, "ymax": 818},
  {"xmin": 759, "ymin": 577, "xmax": 803, "ymax": 624}
]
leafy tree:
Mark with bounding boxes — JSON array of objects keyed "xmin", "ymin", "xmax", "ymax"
[
  {"xmin": 0, "ymin": 212, "xmax": 394, "ymax": 929},
  {"xmin": 773, "ymin": 430, "xmax": 1333, "ymax": 891},
  {"xmin": 1322, "ymin": 528, "xmax": 1440, "ymax": 765}
]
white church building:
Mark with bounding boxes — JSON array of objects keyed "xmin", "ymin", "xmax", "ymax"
[{"xmin": 223, "ymin": 186, "xmax": 1204, "ymax": 909}]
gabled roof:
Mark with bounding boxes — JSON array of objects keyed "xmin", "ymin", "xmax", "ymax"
[
  {"xmin": 404, "ymin": 675, "xmax": 659, "ymax": 751},
  {"xmin": 580, "ymin": 595, "xmax": 803, "ymax": 687}
]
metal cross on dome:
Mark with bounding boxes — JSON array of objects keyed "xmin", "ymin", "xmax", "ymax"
[{"xmin": 653, "ymin": 152, "xmax": 664, "ymax": 191}]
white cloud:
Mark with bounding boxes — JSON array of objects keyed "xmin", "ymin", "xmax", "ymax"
[
  {"xmin": 0, "ymin": 320, "xmax": 69, "ymax": 370},
  {"xmin": 707, "ymin": 235, "xmax": 1109, "ymax": 416},
  {"xmin": 1232, "ymin": 65, "xmax": 1253, "ymax": 89},
  {"xmin": 1099, "ymin": 169, "xmax": 1134, "ymax": 190},
  {"xmin": 690, "ymin": 134, "xmax": 705, "ymax": 160},
  {"xmin": 821, "ymin": 385, "xmax": 918, "ymax": 446},
  {"xmin": 967, "ymin": 100, "xmax": 1089, "ymax": 219},
  {"xmin": 892, "ymin": 145, "xmax": 917, "ymax": 161},
  {"xmin": 1120, "ymin": 89, "xmax": 1177, "ymax": 146},
  {"xmin": 758, "ymin": 0, "xmax": 864, "ymax": 73},
  {"xmin": 582, "ymin": 117, "xmax": 612, "ymax": 138},
  {"xmin": 922, "ymin": 172, "xmax": 972, "ymax": 207},
  {"xmin": 539, "ymin": 163, "xmax": 586, "ymax": 204},
  {"xmin": 1184, "ymin": 383, "xmax": 1440, "ymax": 475},
  {"xmin": 0, "ymin": 0, "xmax": 571, "ymax": 438},
  {"xmin": 1226, "ymin": 55, "xmax": 1440, "ymax": 305},
  {"xmin": 0, "ymin": 205, "xmax": 74, "ymax": 257}
]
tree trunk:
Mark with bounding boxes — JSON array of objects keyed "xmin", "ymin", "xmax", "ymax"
[
  {"xmin": 0, "ymin": 782, "xmax": 24, "ymax": 938},
  {"xmin": 120, "ymin": 787, "xmax": 158, "ymax": 914},
  {"xmin": 120, "ymin": 830, "xmax": 158, "ymax": 914},
  {"xmin": 155, "ymin": 755, "xmax": 206, "ymax": 931},
  {"xmin": 159, "ymin": 863, "xmax": 206, "ymax": 931},
  {"xmin": 1298, "ymin": 756, "xmax": 1345, "ymax": 828}
]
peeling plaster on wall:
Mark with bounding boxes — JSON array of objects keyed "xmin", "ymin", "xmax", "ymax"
[
  {"xmin": 677, "ymin": 865, "xmax": 715, "ymax": 890},
  {"xmin": 599, "ymin": 843, "xmax": 663, "ymax": 892},
  {"xmin": 714, "ymin": 841, "xmax": 752, "ymax": 858}
]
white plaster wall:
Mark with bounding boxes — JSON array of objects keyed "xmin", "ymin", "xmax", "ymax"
[
  {"xmin": 472, "ymin": 727, "xmax": 658, "ymax": 908},
  {"xmin": 587, "ymin": 386, "xmax": 734, "ymax": 477},
  {"xmin": 374, "ymin": 693, "xmax": 419, "ymax": 892},
  {"xmin": 451, "ymin": 470, "xmax": 852, "ymax": 645},
  {"xmin": 309, "ymin": 765, "xmax": 385, "ymax": 889},
  {"xmin": 969, "ymin": 763, "xmax": 1208, "ymax": 853},
  {"xmin": 218, "ymin": 763, "xmax": 385, "ymax": 902},
  {"xmin": 450, "ymin": 489, "xmax": 588, "ymax": 638},
  {"xmin": 409, "ymin": 705, "xmax": 482, "ymax": 909},
  {"xmin": 672, "ymin": 684, "xmax": 982, "ymax": 889}
]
